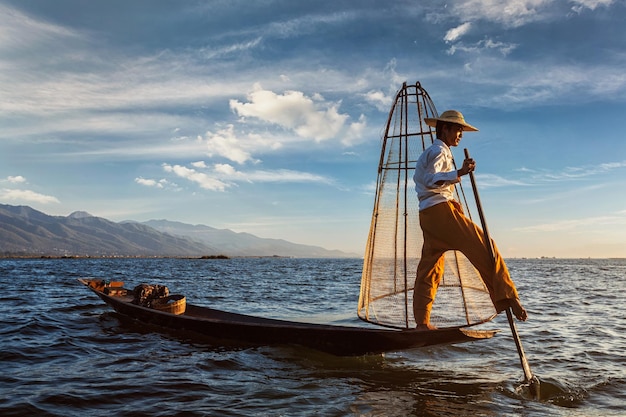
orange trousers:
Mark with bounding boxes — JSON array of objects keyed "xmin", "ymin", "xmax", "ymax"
[{"xmin": 413, "ymin": 201, "xmax": 519, "ymax": 324}]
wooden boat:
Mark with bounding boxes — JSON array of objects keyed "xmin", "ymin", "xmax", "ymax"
[{"xmin": 79, "ymin": 278, "xmax": 497, "ymax": 356}]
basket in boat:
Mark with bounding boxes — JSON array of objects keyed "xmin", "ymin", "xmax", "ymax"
[{"xmin": 152, "ymin": 294, "xmax": 186, "ymax": 315}]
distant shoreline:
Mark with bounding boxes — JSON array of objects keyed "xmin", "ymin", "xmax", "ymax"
[
  {"xmin": 0, "ymin": 254, "xmax": 355, "ymax": 260},
  {"xmin": 0, "ymin": 254, "xmax": 622, "ymax": 260}
]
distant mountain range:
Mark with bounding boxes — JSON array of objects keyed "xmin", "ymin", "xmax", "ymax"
[{"xmin": 0, "ymin": 204, "xmax": 360, "ymax": 258}]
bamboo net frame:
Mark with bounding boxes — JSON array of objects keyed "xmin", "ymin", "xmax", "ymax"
[{"xmin": 358, "ymin": 81, "xmax": 496, "ymax": 329}]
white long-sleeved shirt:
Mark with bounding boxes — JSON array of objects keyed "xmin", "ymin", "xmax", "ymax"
[{"xmin": 413, "ymin": 139, "xmax": 460, "ymax": 211}]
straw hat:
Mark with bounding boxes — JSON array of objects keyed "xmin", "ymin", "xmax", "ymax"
[{"xmin": 424, "ymin": 110, "xmax": 479, "ymax": 132}]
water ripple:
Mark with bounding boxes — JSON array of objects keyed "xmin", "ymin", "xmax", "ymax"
[{"xmin": 0, "ymin": 257, "xmax": 624, "ymax": 416}]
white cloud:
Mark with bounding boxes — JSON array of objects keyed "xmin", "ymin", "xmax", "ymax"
[
  {"xmin": 244, "ymin": 8, "xmax": 361, "ymax": 41},
  {"xmin": 342, "ymin": 114, "xmax": 368, "ymax": 147},
  {"xmin": 444, "ymin": 22, "xmax": 472, "ymax": 42},
  {"xmin": 246, "ymin": 169, "xmax": 333, "ymax": 184},
  {"xmin": 198, "ymin": 37, "xmax": 263, "ymax": 60},
  {"xmin": 570, "ymin": 0, "xmax": 615, "ymax": 13},
  {"xmin": 447, "ymin": 0, "xmax": 616, "ymax": 28},
  {"xmin": 0, "ymin": 3, "xmax": 82, "ymax": 53},
  {"xmin": 191, "ymin": 161, "xmax": 207, "ymax": 169},
  {"xmin": 2, "ymin": 175, "xmax": 27, "ymax": 184},
  {"xmin": 162, "ymin": 163, "xmax": 231, "ymax": 192},
  {"xmin": 525, "ymin": 161, "xmax": 626, "ymax": 182},
  {"xmin": 215, "ymin": 162, "xmax": 333, "ymax": 184},
  {"xmin": 360, "ymin": 181, "xmax": 377, "ymax": 194},
  {"xmin": 229, "ymin": 85, "xmax": 365, "ymax": 143},
  {"xmin": 450, "ymin": 0, "xmax": 552, "ymax": 28},
  {"xmin": 202, "ymin": 124, "xmax": 261, "ymax": 165},
  {"xmin": 0, "ymin": 174, "xmax": 58, "ymax": 204},
  {"xmin": 473, "ymin": 173, "xmax": 530, "ymax": 188},
  {"xmin": 363, "ymin": 90, "xmax": 393, "ymax": 112},
  {"xmin": 157, "ymin": 161, "xmax": 334, "ymax": 192},
  {"xmin": 214, "ymin": 163, "xmax": 236, "ymax": 176},
  {"xmin": 479, "ymin": 160, "xmax": 626, "ymax": 192},
  {"xmin": 135, "ymin": 177, "xmax": 173, "ymax": 189},
  {"xmin": 456, "ymin": 55, "xmax": 626, "ymax": 107},
  {"xmin": 0, "ymin": 188, "xmax": 60, "ymax": 204},
  {"xmin": 448, "ymin": 38, "xmax": 518, "ymax": 55}
]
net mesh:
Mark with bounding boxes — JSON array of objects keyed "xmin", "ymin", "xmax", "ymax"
[{"xmin": 358, "ymin": 82, "xmax": 496, "ymax": 329}]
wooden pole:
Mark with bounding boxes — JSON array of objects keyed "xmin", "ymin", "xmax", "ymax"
[{"xmin": 463, "ymin": 148, "xmax": 539, "ymax": 398}]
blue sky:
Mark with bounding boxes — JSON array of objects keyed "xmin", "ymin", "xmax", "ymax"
[{"xmin": 1, "ymin": 0, "xmax": 625, "ymax": 258}]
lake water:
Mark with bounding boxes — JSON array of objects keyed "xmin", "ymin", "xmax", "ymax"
[{"xmin": 1, "ymin": 257, "xmax": 624, "ymax": 416}]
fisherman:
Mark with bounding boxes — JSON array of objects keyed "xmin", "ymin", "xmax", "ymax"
[{"xmin": 413, "ymin": 110, "xmax": 528, "ymax": 330}]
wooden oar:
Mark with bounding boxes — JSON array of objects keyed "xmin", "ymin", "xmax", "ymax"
[{"xmin": 463, "ymin": 148, "xmax": 539, "ymax": 398}]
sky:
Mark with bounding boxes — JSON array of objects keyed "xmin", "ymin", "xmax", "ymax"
[{"xmin": 1, "ymin": 0, "xmax": 625, "ymax": 258}]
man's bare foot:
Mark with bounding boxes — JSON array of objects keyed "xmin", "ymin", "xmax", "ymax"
[
  {"xmin": 415, "ymin": 323, "xmax": 437, "ymax": 331},
  {"xmin": 510, "ymin": 298, "xmax": 528, "ymax": 321}
]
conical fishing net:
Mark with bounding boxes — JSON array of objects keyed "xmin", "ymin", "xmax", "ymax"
[{"xmin": 358, "ymin": 82, "xmax": 496, "ymax": 329}]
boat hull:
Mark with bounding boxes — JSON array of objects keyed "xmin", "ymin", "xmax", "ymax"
[{"xmin": 79, "ymin": 279, "xmax": 497, "ymax": 356}]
